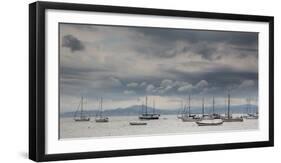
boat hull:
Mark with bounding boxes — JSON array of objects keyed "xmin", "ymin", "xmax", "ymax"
[
  {"xmin": 139, "ymin": 114, "xmax": 160, "ymax": 120},
  {"xmin": 74, "ymin": 118, "xmax": 90, "ymax": 122},
  {"xmin": 245, "ymin": 116, "xmax": 258, "ymax": 119},
  {"xmin": 196, "ymin": 119, "xmax": 224, "ymax": 126},
  {"xmin": 223, "ymin": 117, "xmax": 243, "ymax": 122},
  {"xmin": 129, "ymin": 122, "xmax": 147, "ymax": 125},
  {"xmin": 181, "ymin": 117, "xmax": 199, "ymax": 122},
  {"xmin": 95, "ymin": 118, "xmax": 109, "ymax": 123}
]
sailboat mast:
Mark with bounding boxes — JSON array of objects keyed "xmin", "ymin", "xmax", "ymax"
[
  {"xmin": 153, "ymin": 98, "xmax": 155, "ymax": 114},
  {"xmin": 202, "ymin": 97, "xmax": 204, "ymax": 116},
  {"xmin": 246, "ymin": 98, "xmax": 249, "ymax": 114},
  {"xmin": 227, "ymin": 91, "xmax": 230, "ymax": 119},
  {"xmin": 141, "ymin": 102, "xmax": 144, "ymax": 114},
  {"xmin": 249, "ymin": 98, "xmax": 251, "ymax": 114},
  {"xmin": 100, "ymin": 97, "xmax": 102, "ymax": 117},
  {"xmin": 181, "ymin": 100, "xmax": 184, "ymax": 115},
  {"xmin": 212, "ymin": 96, "xmax": 215, "ymax": 114},
  {"xmin": 80, "ymin": 96, "xmax": 83, "ymax": 118},
  {"xmin": 188, "ymin": 95, "xmax": 191, "ymax": 116},
  {"xmin": 225, "ymin": 97, "xmax": 227, "ymax": 116},
  {"xmin": 145, "ymin": 96, "xmax": 148, "ymax": 115}
]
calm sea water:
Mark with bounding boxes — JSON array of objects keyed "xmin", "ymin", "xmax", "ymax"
[{"xmin": 60, "ymin": 115, "xmax": 258, "ymax": 139}]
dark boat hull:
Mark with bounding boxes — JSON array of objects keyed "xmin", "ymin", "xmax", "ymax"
[
  {"xmin": 74, "ymin": 118, "xmax": 90, "ymax": 122},
  {"xmin": 139, "ymin": 114, "xmax": 160, "ymax": 120},
  {"xmin": 95, "ymin": 117, "xmax": 109, "ymax": 122},
  {"xmin": 223, "ymin": 118, "xmax": 243, "ymax": 122},
  {"xmin": 139, "ymin": 116, "xmax": 159, "ymax": 120},
  {"xmin": 181, "ymin": 117, "xmax": 199, "ymax": 122},
  {"xmin": 129, "ymin": 122, "xmax": 147, "ymax": 125},
  {"xmin": 196, "ymin": 121, "xmax": 223, "ymax": 126}
]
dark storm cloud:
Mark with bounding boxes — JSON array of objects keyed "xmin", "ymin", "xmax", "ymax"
[
  {"xmin": 133, "ymin": 27, "xmax": 258, "ymax": 60},
  {"xmin": 68, "ymin": 24, "xmax": 100, "ymax": 32},
  {"xmin": 136, "ymin": 45, "xmax": 178, "ymax": 58},
  {"xmin": 61, "ymin": 67, "xmax": 257, "ymax": 99},
  {"xmin": 61, "ymin": 66, "xmax": 110, "ymax": 79},
  {"xmin": 135, "ymin": 27, "xmax": 258, "ymax": 46},
  {"xmin": 62, "ymin": 35, "xmax": 85, "ymax": 52},
  {"xmin": 233, "ymin": 47, "xmax": 258, "ymax": 52},
  {"xmin": 190, "ymin": 42, "xmax": 219, "ymax": 60}
]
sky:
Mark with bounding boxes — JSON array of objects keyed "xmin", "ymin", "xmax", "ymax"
[{"xmin": 59, "ymin": 23, "xmax": 258, "ymax": 112}]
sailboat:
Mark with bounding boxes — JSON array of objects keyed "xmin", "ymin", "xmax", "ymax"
[
  {"xmin": 95, "ymin": 97, "xmax": 109, "ymax": 123},
  {"xmin": 74, "ymin": 96, "xmax": 90, "ymax": 122},
  {"xmin": 223, "ymin": 91, "xmax": 243, "ymax": 122},
  {"xmin": 177, "ymin": 100, "xmax": 189, "ymax": 119},
  {"xmin": 200, "ymin": 97, "xmax": 213, "ymax": 120},
  {"xmin": 210, "ymin": 96, "xmax": 222, "ymax": 119},
  {"xmin": 196, "ymin": 97, "xmax": 224, "ymax": 126},
  {"xmin": 181, "ymin": 95, "xmax": 199, "ymax": 122},
  {"xmin": 139, "ymin": 96, "xmax": 160, "ymax": 120},
  {"xmin": 245, "ymin": 98, "xmax": 258, "ymax": 119},
  {"xmin": 177, "ymin": 100, "xmax": 185, "ymax": 119}
]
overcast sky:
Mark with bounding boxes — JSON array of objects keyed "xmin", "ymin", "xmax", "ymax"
[{"xmin": 59, "ymin": 23, "xmax": 258, "ymax": 112}]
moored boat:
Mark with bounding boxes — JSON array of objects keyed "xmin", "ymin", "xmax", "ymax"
[
  {"xmin": 139, "ymin": 113, "xmax": 160, "ymax": 120},
  {"xmin": 139, "ymin": 96, "xmax": 160, "ymax": 120},
  {"xmin": 223, "ymin": 91, "xmax": 244, "ymax": 122},
  {"xmin": 196, "ymin": 119, "xmax": 224, "ymax": 126},
  {"xmin": 95, "ymin": 97, "xmax": 109, "ymax": 123},
  {"xmin": 181, "ymin": 95, "xmax": 198, "ymax": 122},
  {"xmin": 245, "ymin": 98, "xmax": 259, "ymax": 119},
  {"xmin": 182, "ymin": 116, "xmax": 199, "ymax": 122},
  {"xmin": 74, "ymin": 96, "xmax": 90, "ymax": 122},
  {"xmin": 129, "ymin": 122, "xmax": 147, "ymax": 125},
  {"xmin": 223, "ymin": 117, "xmax": 243, "ymax": 122}
]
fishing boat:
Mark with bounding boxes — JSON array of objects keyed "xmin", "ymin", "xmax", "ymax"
[
  {"xmin": 95, "ymin": 97, "xmax": 109, "ymax": 123},
  {"xmin": 74, "ymin": 96, "xmax": 90, "ymax": 122},
  {"xmin": 129, "ymin": 122, "xmax": 147, "ymax": 125},
  {"xmin": 196, "ymin": 119, "xmax": 224, "ymax": 126},
  {"xmin": 139, "ymin": 96, "xmax": 160, "ymax": 120},
  {"xmin": 223, "ymin": 91, "xmax": 243, "ymax": 122}
]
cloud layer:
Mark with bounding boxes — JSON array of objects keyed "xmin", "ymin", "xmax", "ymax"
[{"xmin": 59, "ymin": 24, "xmax": 258, "ymax": 112}]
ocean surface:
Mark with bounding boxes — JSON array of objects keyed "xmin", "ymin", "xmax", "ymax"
[{"xmin": 60, "ymin": 114, "xmax": 258, "ymax": 139}]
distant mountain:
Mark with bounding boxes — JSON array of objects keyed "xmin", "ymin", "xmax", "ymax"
[{"xmin": 60, "ymin": 104, "xmax": 258, "ymax": 117}]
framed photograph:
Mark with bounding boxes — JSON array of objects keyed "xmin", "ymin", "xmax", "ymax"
[{"xmin": 29, "ymin": 1, "xmax": 274, "ymax": 162}]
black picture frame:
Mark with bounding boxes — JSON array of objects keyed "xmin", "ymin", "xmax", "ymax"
[{"xmin": 29, "ymin": 1, "xmax": 274, "ymax": 162}]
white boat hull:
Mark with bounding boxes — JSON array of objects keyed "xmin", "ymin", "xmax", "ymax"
[{"xmin": 196, "ymin": 119, "xmax": 224, "ymax": 126}]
